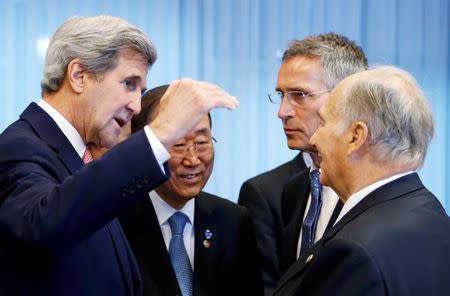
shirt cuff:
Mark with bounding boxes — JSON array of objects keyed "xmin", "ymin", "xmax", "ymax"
[{"xmin": 144, "ymin": 126, "xmax": 171, "ymax": 173}]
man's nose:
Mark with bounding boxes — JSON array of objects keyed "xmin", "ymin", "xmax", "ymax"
[
  {"xmin": 128, "ymin": 92, "xmax": 142, "ymax": 115},
  {"xmin": 278, "ymin": 97, "xmax": 295, "ymax": 119}
]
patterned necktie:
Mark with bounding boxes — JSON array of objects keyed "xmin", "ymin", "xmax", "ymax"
[
  {"xmin": 168, "ymin": 212, "xmax": 193, "ymax": 296},
  {"xmin": 82, "ymin": 147, "xmax": 93, "ymax": 164},
  {"xmin": 300, "ymin": 169, "xmax": 323, "ymax": 256}
]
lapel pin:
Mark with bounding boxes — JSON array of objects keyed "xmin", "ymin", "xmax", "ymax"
[
  {"xmin": 203, "ymin": 239, "xmax": 211, "ymax": 249},
  {"xmin": 203, "ymin": 229, "xmax": 213, "ymax": 249},
  {"xmin": 305, "ymin": 254, "xmax": 314, "ymax": 264},
  {"xmin": 204, "ymin": 229, "xmax": 213, "ymax": 239}
]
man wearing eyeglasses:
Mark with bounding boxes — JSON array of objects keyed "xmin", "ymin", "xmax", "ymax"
[
  {"xmin": 119, "ymin": 85, "xmax": 263, "ymax": 296},
  {"xmin": 239, "ymin": 33, "xmax": 369, "ymax": 293},
  {"xmin": 276, "ymin": 33, "xmax": 369, "ymax": 276}
]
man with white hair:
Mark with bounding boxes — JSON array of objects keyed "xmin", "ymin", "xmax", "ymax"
[{"xmin": 273, "ymin": 66, "xmax": 450, "ymax": 296}]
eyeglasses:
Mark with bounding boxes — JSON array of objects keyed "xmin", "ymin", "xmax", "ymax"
[
  {"xmin": 268, "ymin": 89, "xmax": 332, "ymax": 107},
  {"xmin": 169, "ymin": 137, "xmax": 217, "ymax": 157}
]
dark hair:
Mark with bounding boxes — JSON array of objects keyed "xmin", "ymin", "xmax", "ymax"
[{"xmin": 131, "ymin": 84, "xmax": 212, "ymax": 133}]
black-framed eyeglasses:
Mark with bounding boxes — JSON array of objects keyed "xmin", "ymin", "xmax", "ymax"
[
  {"xmin": 169, "ymin": 137, "xmax": 217, "ymax": 157},
  {"xmin": 268, "ymin": 89, "xmax": 332, "ymax": 107}
]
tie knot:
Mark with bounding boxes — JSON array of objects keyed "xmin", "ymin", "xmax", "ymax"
[
  {"xmin": 169, "ymin": 212, "xmax": 189, "ymax": 235},
  {"xmin": 82, "ymin": 147, "xmax": 93, "ymax": 164}
]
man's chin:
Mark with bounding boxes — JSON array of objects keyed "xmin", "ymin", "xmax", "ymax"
[{"xmin": 286, "ymin": 140, "xmax": 314, "ymax": 152}]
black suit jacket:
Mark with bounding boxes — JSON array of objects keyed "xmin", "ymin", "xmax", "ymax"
[
  {"xmin": 238, "ymin": 153, "xmax": 306, "ymax": 295},
  {"xmin": 274, "ymin": 173, "xmax": 450, "ymax": 296},
  {"xmin": 0, "ymin": 103, "xmax": 169, "ymax": 296},
  {"xmin": 278, "ymin": 168, "xmax": 342, "ymax": 275},
  {"xmin": 119, "ymin": 191, "xmax": 264, "ymax": 296}
]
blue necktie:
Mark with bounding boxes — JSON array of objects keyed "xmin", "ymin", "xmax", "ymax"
[
  {"xmin": 300, "ymin": 169, "xmax": 323, "ymax": 256},
  {"xmin": 168, "ymin": 212, "xmax": 193, "ymax": 296}
]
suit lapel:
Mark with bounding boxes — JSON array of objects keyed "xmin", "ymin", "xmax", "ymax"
[
  {"xmin": 20, "ymin": 102, "xmax": 83, "ymax": 174},
  {"xmin": 325, "ymin": 200, "xmax": 343, "ymax": 233},
  {"xmin": 280, "ymin": 168, "xmax": 310, "ymax": 272},
  {"xmin": 126, "ymin": 198, "xmax": 180, "ymax": 295},
  {"xmin": 193, "ymin": 193, "xmax": 219, "ymax": 296},
  {"xmin": 288, "ymin": 152, "xmax": 308, "ymax": 176},
  {"xmin": 275, "ymin": 173, "xmax": 425, "ymax": 295}
]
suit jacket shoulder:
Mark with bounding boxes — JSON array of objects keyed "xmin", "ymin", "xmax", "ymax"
[{"xmin": 274, "ymin": 173, "xmax": 450, "ymax": 296}]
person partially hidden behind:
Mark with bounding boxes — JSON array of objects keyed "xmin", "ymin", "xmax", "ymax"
[
  {"xmin": 273, "ymin": 66, "xmax": 450, "ymax": 296},
  {"xmin": 238, "ymin": 33, "xmax": 368, "ymax": 294},
  {"xmin": 119, "ymin": 85, "xmax": 263, "ymax": 296},
  {"xmin": 0, "ymin": 16, "xmax": 238, "ymax": 296}
]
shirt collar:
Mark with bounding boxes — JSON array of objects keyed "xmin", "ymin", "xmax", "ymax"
[
  {"xmin": 302, "ymin": 152, "xmax": 314, "ymax": 169},
  {"xmin": 149, "ymin": 190, "xmax": 195, "ymax": 227},
  {"xmin": 38, "ymin": 99, "xmax": 86, "ymax": 158},
  {"xmin": 334, "ymin": 171, "xmax": 415, "ymax": 225}
]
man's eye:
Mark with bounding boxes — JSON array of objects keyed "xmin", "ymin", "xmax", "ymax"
[
  {"xmin": 196, "ymin": 141, "xmax": 209, "ymax": 146},
  {"xmin": 292, "ymin": 91, "xmax": 308, "ymax": 98},
  {"xmin": 123, "ymin": 80, "xmax": 137, "ymax": 91}
]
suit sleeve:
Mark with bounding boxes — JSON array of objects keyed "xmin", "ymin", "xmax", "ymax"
[
  {"xmin": 0, "ymin": 130, "xmax": 169, "ymax": 251},
  {"xmin": 238, "ymin": 181, "xmax": 280, "ymax": 294},
  {"xmin": 278, "ymin": 238, "xmax": 386, "ymax": 296}
]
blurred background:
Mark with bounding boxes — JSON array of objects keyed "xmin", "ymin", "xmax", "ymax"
[{"xmin": 0, "ymin": 0, "xmax": 449, "ymax": 212}]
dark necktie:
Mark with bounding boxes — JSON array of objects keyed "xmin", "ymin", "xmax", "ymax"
[
  {"xmin": 300, "ymin": 169, "xmax": 323, "ymax": 256},
  {"xmin": 168, "ymin": 212, "xmax": 193, "ymax": 296}
]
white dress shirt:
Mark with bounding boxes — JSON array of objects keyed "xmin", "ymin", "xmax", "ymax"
[
  {"xmin": 296, "ymin": 153, "xmax": 340, "ymax": 258},
  {"xmin": 334, "ymin": 171, "xmax": 414, "ymax": 225},
  {"xmin": 38, "ymin": 99, "xmax": 170, "ymax": 171},
  {"xmin": 149, "ymin": 191, "xmax": 196, "ymax": 269}
]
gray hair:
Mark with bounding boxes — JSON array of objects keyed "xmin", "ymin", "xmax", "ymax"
[
  {"xmin": 41, "ymin": 16, "xmax": 157, "ymax": 96},
  {"xmin": 336, "ymin": 66, "xmax": 434, "ymax": 167},
  {"xmin": 282, "ymin": 33, "xmax": 368, "ymax": 89}
]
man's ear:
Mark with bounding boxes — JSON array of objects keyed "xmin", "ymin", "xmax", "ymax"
[
  {"xmin": 346, "ymin": 121, "xmax": 369, "ymax": 156},
  {"xmin": 67, "ymin": 59, "xmax": 86, "ymax": 94}
]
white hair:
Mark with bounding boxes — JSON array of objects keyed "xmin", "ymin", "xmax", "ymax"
[
  {"xmin": 41, "ymin": 16, "xmax": 157, "ymax": 96},
  {"xmin": 336, "ymin": 66, "xmax": 434, "ymax": 167}
]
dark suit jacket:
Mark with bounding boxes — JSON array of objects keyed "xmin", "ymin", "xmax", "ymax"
[
  {"xmin": 274, "ymin": 173, "xmax": 450, "ymax": 296},
  {"xmin": 119, "ymin": 191, "xmax": 264, "ymax": 296},
  {"xmin": 238, "ymin": 153, "xmax": 306, "ymax": 295},
  {"xmin": 278, "ymin": 168, "xmax": 342, "ymax": 275},
  {"xmin": 0, "ymin": 103, "xmax": 169, "ymax": 296}
]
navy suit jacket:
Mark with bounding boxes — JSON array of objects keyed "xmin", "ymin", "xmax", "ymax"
[
  {"xmin": 0, "ymin": 103, "xmax": 169, "ymax": 296},
  {"xmin": 238, "ymin": 153, "xmax": 306, "ymax": 295},
  {"xmin": 274, "ymin": 173, "xmax": 450, "ymax": 296},
  {"xmin": 278, "ymin": 168, "xmax": 342, "ymax": 275},
  {"xmin": 119, "ymin": 191, "xmax": 264, "ymax": 296}
]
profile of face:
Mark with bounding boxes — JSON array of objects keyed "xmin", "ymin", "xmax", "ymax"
[
  {"xmin": 277, "ymin": 56, "xmax": 330, "ymax": 153},
  {"xmin": 310, "ymin": 85, "xmax": 348, "ymax": 191},
  {"xmin": 155, "ymin": 115, "xmax": 214, "ymax": 209},
  {"xmin": 79, "ymin": 49, "xmax": 148, "ymax": 149}
]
